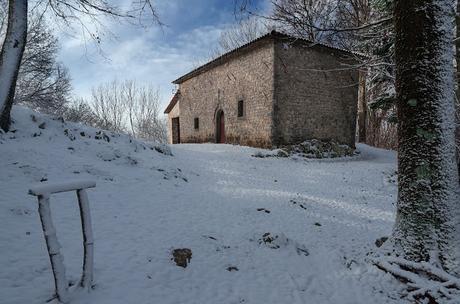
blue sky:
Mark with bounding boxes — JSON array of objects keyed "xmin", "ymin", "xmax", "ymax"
[{"xmin": 57, "ymin": 0, "xmax": 269, "ymax": 110}]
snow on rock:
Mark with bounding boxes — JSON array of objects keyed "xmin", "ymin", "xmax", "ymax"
[
  {"xmin": 0, "ymin": 106, "xmax": 405, "ymax": 303},
  {"xmin": 252, "ymin": 139, "xmax": 358, "ymax": 160}
]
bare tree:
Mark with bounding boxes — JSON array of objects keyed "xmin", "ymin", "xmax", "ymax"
[
  {"xmin": 130, "ymin": 84, "xmax": 167, "ymax": 142},
  {"xmin": 365, "ymin": 106, "xmax": 397, "ymax": 149},
  {"xmin": 0, "ymin": 0, "xmax": 160, "ymax": 132},
  {"xmin": 215, "ymin": 17, "xmax": 268, "ymax": 55},
  {"xmin": 88, "ymin": 79, "xmax": 166, "ymax": 142},
  {"xmin": 0, "ymin": 0, "xmax": 27, "ymax": 131},
  {"xmin": 189, "ymin": 16, "xmax": 270, "ymax": 68},
  {"xmin": 0, "ymin": 3, "xmax": 71, "ymax": 115},
  {"xmin": 335, "ymin": 0, "xmax": 372, "ymax": 49},
  {"xmin": 0, "ymin": 9, "xmax": 73, "ymax": 115},
  {"xmin": 63, "ymin": 98, "xmax": 102, "ymax": 127},
  {"xmin": 270, "ymin": 0, "xmax": 339, "ymax": 44},
  {"xmin": 90, "ymin": 80, "xmax": 126, "ymax": 132}
]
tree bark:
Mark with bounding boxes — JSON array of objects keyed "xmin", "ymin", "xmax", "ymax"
[
  {"xmin": 393, "ymin": 0, "xmax": 460, "ymax": 272},
  {"xmin": 0, "ymin": 0, "xmax": 27, "ymax": 132},
  {"xmin": 357, "ymin": 69, "xmax": 367, "ymax": 143},
  {"xmin": 456, "ymin": 0, "xmax": 460, "ymax": 180}
]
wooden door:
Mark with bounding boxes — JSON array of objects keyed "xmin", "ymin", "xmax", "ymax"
[
  {"xmin": 172, "ymin": 117, "xmax": 180, "ymax": 144},
  {"xmin": 218, "ymin": 111, "xmax": 225, "ymax": 143},
  {"xmin": 219, "ymin": 112, "xmax": 225, "ymax": 143}
]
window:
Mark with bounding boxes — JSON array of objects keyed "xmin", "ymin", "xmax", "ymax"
[
  {"xmin": 194, "ymin": 117, "xmax": 199, "ymax": 130},
  {"xmin": 237, "ymin": 100, "xmax": 244, "ymax": 117}
]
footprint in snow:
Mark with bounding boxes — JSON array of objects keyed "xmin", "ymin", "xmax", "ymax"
[
  {"xmin": 257, "ymin": 208, "xmax": 271, "ymax": 213},
  {"xmin": 258, "ymin": 232, "xmax": 309, "ymax": 256}
]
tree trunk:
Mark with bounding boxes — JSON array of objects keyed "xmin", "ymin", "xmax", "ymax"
[
  {"xmin": 393, "ymin": 0, "xmax": 460, "ymax": 273},
  {"xmin": 456, "ymin": 0, "xmax": 460, "ymax": 180},
  {"xmin": 0, "ymin": 0, "xmax": 27, "ymax": 132},
  {"xmin": 357, "ymin": 69, "xmax": 367, "ymax": 143}
]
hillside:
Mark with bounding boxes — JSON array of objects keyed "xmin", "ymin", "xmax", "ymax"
[{"xmin": 0, "ymin": 106, "xmax": 404, "ymax": 304}]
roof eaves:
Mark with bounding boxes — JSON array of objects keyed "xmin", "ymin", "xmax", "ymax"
[
  {"xmin": 172, "ymin": 31, "xmax": 274, "ymax": 84},
  {"xmin": 164, "ymin": 91, "xmax": 180, "ymax": 114},
  {"xmin": 172, "ymin": 30, "xmax": 364, "ymax": 85}
]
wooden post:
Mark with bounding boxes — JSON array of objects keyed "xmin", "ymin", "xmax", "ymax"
[
  {"xmin": 77, "ymin": 189, "xmax": 94, "ymax": 289},
  {"xmin": 37, "ymin": 194, "xmax": 70, "ymax": 303}
]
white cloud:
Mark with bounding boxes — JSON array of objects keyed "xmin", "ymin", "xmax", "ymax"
[{"xmin": 56, "ymin": 0, "xmax": 274, "ymax": 111}]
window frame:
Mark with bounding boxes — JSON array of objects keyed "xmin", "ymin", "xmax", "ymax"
[{"xmin": 237, "ymin": 99, "xmax": 244, "ymax": 118}]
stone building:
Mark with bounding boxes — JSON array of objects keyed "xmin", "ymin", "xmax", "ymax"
[{"xmin": 164, "ymin": 31, "xmax": 359, "ymax": 148}]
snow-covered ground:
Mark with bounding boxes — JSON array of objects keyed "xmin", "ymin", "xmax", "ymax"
[{"xmin": 1, "ymin": 107, "xmax": 405, "ymax": 304}]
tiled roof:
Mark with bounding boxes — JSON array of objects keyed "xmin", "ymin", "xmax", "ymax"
[{"xmin": 172, "ymin": 30, "xmax": 362, "ymax": 85}]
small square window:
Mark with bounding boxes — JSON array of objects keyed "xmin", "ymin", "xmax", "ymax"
[
  {"xmin": 238, "ymin": 100, "xmax": 244, "ymax": 117},
  {"xmin": 194, "ymin": 117, "xmax": 199, "ymax": 130}
]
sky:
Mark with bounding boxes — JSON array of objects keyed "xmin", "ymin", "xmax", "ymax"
[{"xmin": 57, "ymin": 0, "xmax": 269, "ymax": 111}]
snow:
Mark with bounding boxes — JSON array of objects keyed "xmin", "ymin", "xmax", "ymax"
[
  {"xmin": 373, "ymin": 257, "xmax": 460, "ymax": 301},
  {"xmin": 29, "ymin": 180, "xmax": 96, "ymax": 196},
  {"xmin": 1, "ymin": 106, "xmax": 406, "ymax": 303}
]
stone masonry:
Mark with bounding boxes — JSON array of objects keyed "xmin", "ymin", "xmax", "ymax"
[{"xmin": 165, "ymin": 31, "xmax": 359, "ymax": 148}]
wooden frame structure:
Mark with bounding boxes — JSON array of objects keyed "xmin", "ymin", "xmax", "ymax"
[{"xmin": 29, "ymin": 180, "xmax": 96, "ymax": 303}]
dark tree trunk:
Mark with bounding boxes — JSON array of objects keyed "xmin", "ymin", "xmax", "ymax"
[
  {"xmin": 0, "ymin": 0, "xmax": 28, "ymax": 132},
  {"xmin": 357, "ymin": 69, "xmax": 367, "ymax": 143},
  {"xmin": 393, "ymin": 0, "xmax": 460, "ymax": 272},
  {"xmin": 456, "ymin": 0, "xmax": 460, "ymax": 181}
]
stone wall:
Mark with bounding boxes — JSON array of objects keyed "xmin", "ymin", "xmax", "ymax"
[
  {"xmin": 175, "ymin": 39, "xmax": 275, "ymax": 148},
  {"xmin": 273, "ymin": 40, "xmax": 359, "ymax": 147}
]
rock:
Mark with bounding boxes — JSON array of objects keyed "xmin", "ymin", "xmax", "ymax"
[
  {"xmin": 375, "ymin": 236, "xmax": 388, "ymax": 248},
  {"xmin": 172, "ymin": 248, "xmax": 192, "ymax": 268},
  {"xmin": 259, "ymin": 232, "xmax": 281, "ymax": 249},
  {"xmin": 314, "ymin": 222, "xmax": 322, "ymax": 226},
  {"xmin": 226, "ymin": 266, "xmax": 239, "ymax": 272},
  {"xmin": 95, "ymin": 131, "xmax": 110, "ymax": 142},
  {"xmin": 276, "ymin": 149, "xmax": 289, "ymax": 157},
  {"xmin": 38, "ymin": 122, "xmax": 46, "ymax": 129},
  {"xmin": 64, "ymin": 129, "xmax": 75, "ymax": 141},
  {"xmin": 54, "ymin": 116, "xmax": 65, "ymax": 123}
]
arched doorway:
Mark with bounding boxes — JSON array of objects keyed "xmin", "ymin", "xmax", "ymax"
[{"xmin": 216, "ymin": 110, "xmax": 226, "ymax": 143}]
